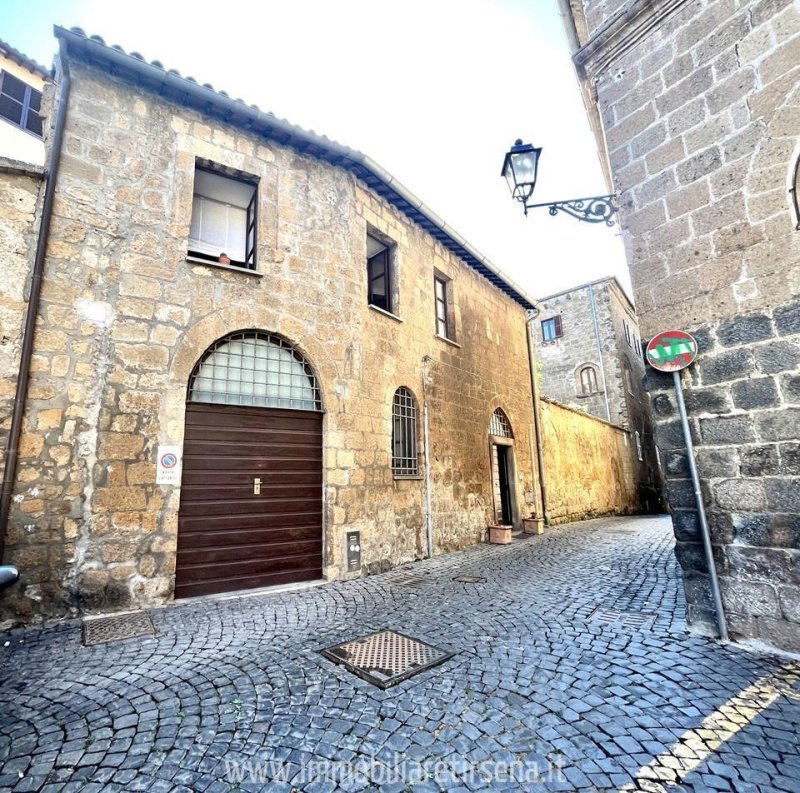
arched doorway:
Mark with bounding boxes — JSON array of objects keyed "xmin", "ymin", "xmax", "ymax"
[
  {"xmin": 488, "ymin": 408, "xmax": 515, "ymax": 526},
  {"xmin": 175, "ymin": 331, "xmax": 323, "ymax": 598}
]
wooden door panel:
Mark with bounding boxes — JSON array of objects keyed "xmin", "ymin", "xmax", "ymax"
[{"xmin": 175, "ymin": 402, "xmax": 323, "ymax": 598}]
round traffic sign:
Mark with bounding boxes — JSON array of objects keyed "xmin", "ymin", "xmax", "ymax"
[
  {"xmin": 646, "ymin": 329, "xmax": 697, "ymax": 372},
  {"xmin": 160, "ymin": 453, "xmax": 178, "ymax": 469}
]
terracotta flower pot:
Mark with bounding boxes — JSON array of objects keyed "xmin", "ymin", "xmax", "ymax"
[
  {"xmin": 523, "ymin": 518, "xmax": 544, "ymax": 535},
  {"xmin": 488, "ymin": 524, "xmax": 513, "ymax": 545}
]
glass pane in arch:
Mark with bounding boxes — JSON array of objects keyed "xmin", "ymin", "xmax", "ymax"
[
  {"xmin": 188, "ymin": 331, "xmax": 321, "ymax": 410},
  {"xmin": 489, "ymin": 408, "xmax": 513, "ymax": 438}
]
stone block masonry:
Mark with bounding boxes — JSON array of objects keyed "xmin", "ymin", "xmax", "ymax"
[
  {"xmin": 0, "ymin": 48, "xmax": 539, "ymax": 621},
  {"xmin": 566, "ymin": 0, "xmax": 800, "ymax": 650}
]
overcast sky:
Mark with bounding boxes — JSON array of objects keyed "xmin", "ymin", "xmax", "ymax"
[{"xmin": 3, "ymin": 0, "xmax": 633, "ymax": 301}]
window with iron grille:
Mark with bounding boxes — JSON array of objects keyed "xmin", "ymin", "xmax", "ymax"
[
  {"xmin": 489, "ymin": 408, "xmax": 513, "ymax": 438},
  {"xmin": 392, "ymin": 387, "xmax": 419, "ymax": 476},
  {"xmin": 189, "ymin": 163, "xmax": 258, "ymax": 270},
  {"xmin": 0, "ymin": 71, "xmax": 43, "ymax": 137},
  {"xmin": 188, "ymin": 331, "xmax": 321, "ymax": 410},
  {"xmin": 434, "ymin": 275, "xmax": 453, "ymax": 340},
  {"xmin": 579, "ymin": 365, "xmax": 599, "ymax": 395},
  {"xmin": 367, "ymin": 233, "xmax": 394, "ymax": 313},
  {"xmin": 623, "ymin": 361, "xmax": 634, "ymax": 394},
  {"xmin": 623, "ymin": 320, "xmax": 632, "ymax": 345},
  {"xmin": 541, "ymin": 315, "xmax": 562, "ymax": 342}
]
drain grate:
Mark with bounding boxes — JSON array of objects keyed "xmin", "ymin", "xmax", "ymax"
[
  {"xmin": 389, "ymin": 573, "xmax": 428, "ymax": 588},
  {"xmin": 588, "ymin": 607, "xmax": 655, "ymax": 630},
  {"xmin": 453, "ymin": 575, "xmax": 486, "ymax": 584},
  {"xmin": 83, "ymin": 610, "xmax": 156, "ymax": 646},
  {"xmin": 321, "ymin": 629, "xmax": 455, "ymax": 689}
]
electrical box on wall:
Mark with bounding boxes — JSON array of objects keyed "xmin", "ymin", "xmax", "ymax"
[{"xmin": 346, "ymin": 531, "xmax": 361, "ymax": 572}]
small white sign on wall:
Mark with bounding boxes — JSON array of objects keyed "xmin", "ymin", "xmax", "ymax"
[{"xmin": 156, "ymin": 445, "xmax": 182, "ymax": 485}]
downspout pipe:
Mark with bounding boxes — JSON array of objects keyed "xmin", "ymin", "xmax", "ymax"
[
  {"xmin": 525, "ymin": 310, "xmax": 550, "ymax": 526},
  {"xmin": 0, "ymin": 42, "xmax": 71, "ymax": 562},
  {"xmin": 421, "ymin": 355, "xmax": 434, "ymax": 558}
]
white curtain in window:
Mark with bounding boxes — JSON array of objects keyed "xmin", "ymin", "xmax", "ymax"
[{"xmin": 189, "ymin": 196, "xmax": 247, "ymax": 261}]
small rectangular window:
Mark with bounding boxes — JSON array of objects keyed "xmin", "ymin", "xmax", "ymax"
[
  {"xmin": 541, "ymin": 316, "xmax": 562, "ymax": 342},
  {"xmin": 0, "ymin": 71, "xmax": 43, "ymax": 138},
  {"xmin": 434, "ymin": 275, "xmax": 452, "ymax": 339},
  {"xmin": 367, "ymin": 233, "xmax": 393, "ymax": 313},
  {"xmin": 624, "ymin": 321, "xmax": 632, "ymax": 346},
  {"xmin": 189, "ymin": 165, "xmax": 258, "ymax": 270}
]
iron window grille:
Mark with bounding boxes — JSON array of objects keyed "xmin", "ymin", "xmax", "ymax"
[
  {"xmin": 434, "ymin": 276, "xmax": 452, "ymax": 339},
  {"xmin": 541, "ymin": 316, "xmax": 562, "ymax": 341},
  {"xmin": 189, "ymin": 164, "xmax": 258, "ymax": 270},
  {"xmin": 489, "ymin": 408, "xmax": 513, "ymax": 438},
  {"xmin": 624, "ymin": 320, "xmax": 632, "ymax": 346},
  {"xmin": 0, "ymin": 71, "xmax": 43, "ymax": 137},
  {"xmin": 623, "ymin": 362, "xmax": 634, "ymax": 394},
  {"xmin": 579, "ymin": 365, "xmax": 599, "ymax": 395},
  {"xmin": 392, "ymin": 387, "xmax": 419, "ymax": 476},
  {"xmin": 188, "ymin": 331, "xmax": 321, "ymax": 410},
  {"xmin": 367, "ymin": 234, "xmax": 393, "ymax": 313}
]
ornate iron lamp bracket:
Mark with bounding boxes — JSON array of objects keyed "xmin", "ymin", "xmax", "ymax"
[{"xmin": 522, "ymin": 194, "xmax": 618, "ymax": 225}]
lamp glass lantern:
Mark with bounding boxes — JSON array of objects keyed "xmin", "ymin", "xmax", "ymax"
[{"xmin": 501, "ymin": 139, "xmax": 542, "ymax": 204}]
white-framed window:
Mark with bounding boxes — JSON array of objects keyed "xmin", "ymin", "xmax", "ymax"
[
  {"xmin": 0, "ymin": 71, "xmax": 43, "ymax": 137},
  {"xmin": 635, "ymin": 430, "xmax": 643, "ymax": 462},
  {"xmin": 392, "ymin": 387, "xmax": 419, "ymax": 476},
  {"xmin": 189, "ymin": 165, "xmax": 258, "ymax": 269},
  {"xmin": 578, "ymin": 365, "xmax": 599, "ymax": 395}
]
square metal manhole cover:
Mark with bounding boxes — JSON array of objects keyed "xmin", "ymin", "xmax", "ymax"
[
  {"xmin": 453, "ymin": 575, "xmax": 486, "ymax": 583},
  {"xmin": 82, "ymin": 610, "xmax": 156, "ymax": 646},
  {"xmin": 588, "ymin": 607, "xmax": 655, "ymax": 630},
  {"xmin": 321, "ymin": 629, "xmax": 455, "ymax": 689},
  {"xmin": 389, "ymin": 573, "xmax": 428, "ymax": 588}
]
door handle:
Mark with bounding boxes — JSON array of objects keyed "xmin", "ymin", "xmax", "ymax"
[{"xmin": 253, "ymin": 478, "xmax": 261, "ymax": 495}]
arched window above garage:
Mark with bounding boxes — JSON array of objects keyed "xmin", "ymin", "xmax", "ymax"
[{"xmin": 188, "ymin": 331, "xmax": 321, "ymax": 410}]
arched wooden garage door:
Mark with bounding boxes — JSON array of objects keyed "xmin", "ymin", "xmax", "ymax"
[{"xmin": 175, "ymin": 332, "xmax": 323, "ymax": 598}]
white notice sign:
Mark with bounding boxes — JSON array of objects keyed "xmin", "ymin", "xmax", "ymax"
[{"xmin": 156, "ymin": 445, "xmax": 182, "ymax": 485}]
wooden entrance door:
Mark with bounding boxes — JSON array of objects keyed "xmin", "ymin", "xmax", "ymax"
[{"xmin": 175, "ymin": 402, "xmax": 323, "ymax": 598}]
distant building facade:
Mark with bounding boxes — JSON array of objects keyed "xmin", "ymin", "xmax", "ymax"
[
  {"xmin": 536, "ymin": 275, "xmax": 662, "ymax": 511},
  {"xmin": 561, "ymin": 0, "xmax": 800, "ymax": 651},
  {"xmin": 0, "ymin": 39, "xmax": 47, "ymax": 166}
]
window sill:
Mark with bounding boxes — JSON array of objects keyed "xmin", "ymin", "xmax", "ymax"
[
  {"xmin": 369, "ymin": 304, "xmax": 402, "ymax": 323},
  {"xmin": 394, "ymin": 474, "xmax": 423, "ymax": 481},
  {"xmin": 434, "ymin": 334, "xmax": 461, "ymax": 348},
  {"xmin": 185, "ymin": 255, "xmax": 263, "ymax": 277}
]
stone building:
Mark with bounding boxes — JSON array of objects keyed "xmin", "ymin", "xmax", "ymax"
[
  {"xmin": 560, "ymin": 0, "xmax": 800, "ymax": 650},
  {"xmin": 0, "ymin": 28, "xmax": 546, "ymax": 620},
  {"xmin": 536, "ymin": 275, "xmax": 662, "ymax": 511}
]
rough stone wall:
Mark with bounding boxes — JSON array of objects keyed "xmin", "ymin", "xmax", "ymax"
[
  {"xmin": 537, "ymin": 285, "xmax": 611, "ymax": 420},
  {"xmin": 0, "ymin": 59, "xmax": 538, "ymax": 620},
  {"xmin": 571, "ymin": 0, "xmax": 800, "ymax": 649},
  {"xmin": 541, "ymin": 397, "xmax": 640, "ymax": 523},
  {"xmin": 0, "ymin": 169, "xmax": 42, "ymax": 482}
]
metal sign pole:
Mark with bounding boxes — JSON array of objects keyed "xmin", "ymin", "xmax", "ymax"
[{"xmin": 672, "ymin": 369, "xmax": 729, "ymax": 642}]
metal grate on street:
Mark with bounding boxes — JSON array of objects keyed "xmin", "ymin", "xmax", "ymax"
[
  {"xmin": 588, "ymin": 607, "xmax": 655, "ymax": 631},
  {"xmin": 321, "ymin": 629, "xmax": 455, "ymax": 689},
  {"xmin": 388, "ymin": 572, "xmax": 429, "ymax": 588},
  {"xmin": 82, "ymin": 610, "xmax": 156, "ymax": 646}
]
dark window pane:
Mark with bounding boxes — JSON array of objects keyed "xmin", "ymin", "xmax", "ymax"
[
  {"xmin": 28, "ymin": 89, "xmax": 41, "ymax": 112},
  {"xmin": 367, "ymin": 249, "xmax": 390, "ymax": 312},
  {"xmin": 1, "ymin": 72, "xmax": 26, "ymax": 102},
  {"xmin": 0, "ymin": 94, "xmax": 22, "ymax": 125},
  {"xmin": 25, "ymin": 111, "xmax": 42, "ymax": 137}
]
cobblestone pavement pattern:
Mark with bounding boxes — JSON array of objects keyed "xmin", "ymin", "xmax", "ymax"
[{"xmin": 1, "ymin": 516, "xmax": 799, "ymax": 792}]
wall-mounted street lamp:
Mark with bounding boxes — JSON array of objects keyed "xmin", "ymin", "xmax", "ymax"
[{"xmin": 501, "ymin": 139, "xmax": 618, "ymax": 225}]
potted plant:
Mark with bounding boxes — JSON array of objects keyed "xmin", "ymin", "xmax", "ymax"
[
  {"xmin": 522, "ymin": 514, "xmax": 544, "ymax": 535},
  {"xmin": 488, "ymin": 524, "xmax": 513, "ymax": 544},
  {"xmin": 218, "ymin": 252, "xmax": 231, "ymax": 265}
]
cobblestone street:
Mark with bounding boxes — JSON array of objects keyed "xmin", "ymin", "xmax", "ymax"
[{"xmin": 1, "ymin": 515, "xmax": 799, "ymax": 792}]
